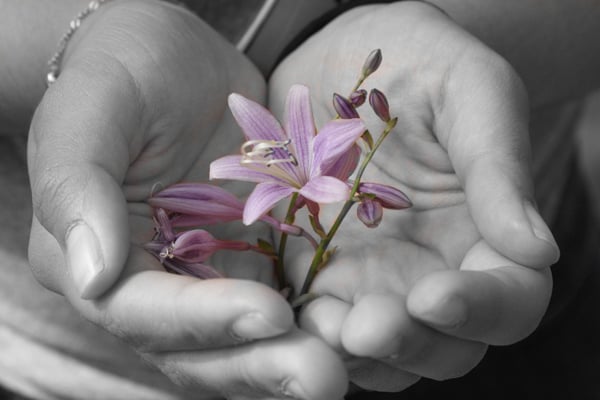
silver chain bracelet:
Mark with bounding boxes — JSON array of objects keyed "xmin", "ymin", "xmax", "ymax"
[{"xmin": 46, "ymin": 0, "xmax": 113, "ymax": 87}]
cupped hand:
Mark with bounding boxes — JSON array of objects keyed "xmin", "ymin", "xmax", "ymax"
[
  {"xmin": 27, "ymin": 1, "xmax": 346, "ymax": 398},
  {"xmin": 269, "ymin": 1, "xmax": 559, "ymax": 392}
]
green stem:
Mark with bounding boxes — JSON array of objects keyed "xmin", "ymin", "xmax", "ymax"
[
  {"xmin": 275, "ymin": 192, "xmax": 299, "ymax": 290},
  {"xmin": 297, "ymin": 118, "xmax": 398, "ymax": 298}
]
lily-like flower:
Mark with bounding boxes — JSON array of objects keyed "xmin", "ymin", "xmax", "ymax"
[{"xmin": 210, "ymin": 84, "xmax": 366, "ymax": 225}]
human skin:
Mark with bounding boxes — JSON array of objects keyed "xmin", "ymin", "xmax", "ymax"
[
  {"xmin": 268, "ymin": 0, "xmax": 598, "ymax": 392},
  {"xmin": 3, "ymin": 1, "xmax": 348, "ymax": 399}
]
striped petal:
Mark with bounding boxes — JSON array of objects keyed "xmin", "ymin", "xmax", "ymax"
[
  {"xmin": 162, "ymin": 259, "xmax": 225, "ymax": 279},
  {"xmin": 228, "ymin": 93, "xmax": 286, "ymax": 142},
  {"xmin": 149, "ymin": 197, "xmax": 242, "ymax": 219},
  {"xmin": 169, "ymin": 214, "xmax": 241, "ymax": 227},
  {"xmin": 358, "ymin": 182, "xmax": 412, "ymax": 209},
  {"xmin": 299, "ymin": 176, "xmax": 350, "ymax": 204},
  {"xmin": 153, "ymin": 183, "xmax": 243, "ymax": 209},
  {"xmin": 324, "ymin": 143, "xmax": 361, "ymax": 181},
  {"xmin": 210, "ymin": 155, "xmax": 280, "ymax": 183},
  {"xmin": 310, "ymin": 119, "xmax": 365, "ymax": 178},
  {"xmin": 285, "ymin": 85, "xmax": 315, "ymax": 180},
  {"xmin": 243, "ymin": 182, "xmax": 296, "ymax": 225}
]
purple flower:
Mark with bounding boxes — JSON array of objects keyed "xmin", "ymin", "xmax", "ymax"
[
  {"xmin": 210, "ymin": 84, "xmax": 366, "ymax": 225},
  {"xmin": 146, "ymin": 210, "xmax": 227, "ymax": 279},
  {"xmin": 164, "ymin": 229, "xmax": 250, "ymax": 264}
]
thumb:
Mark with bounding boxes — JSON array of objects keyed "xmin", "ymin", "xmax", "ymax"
[
  {"xmin": 28, "ymin": 70, "xmax": 138, "ymax": 299},
  {"xmin": 440, "ymin": 57, "xmax": 560, "ymax": 268}
]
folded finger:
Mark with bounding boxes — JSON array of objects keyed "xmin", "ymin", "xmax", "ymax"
[
  {"xmin": 342, "ymin": 293, "xmax": 487, "ymax": 381},
  {"xmin": 407, "ymin": 244, "xmax": 552, "ymax": 344}
]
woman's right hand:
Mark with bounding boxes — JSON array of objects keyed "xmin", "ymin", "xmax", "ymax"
[{"xmin": 27, "ymin": 1, "xmax": 346, "ymax": 398}]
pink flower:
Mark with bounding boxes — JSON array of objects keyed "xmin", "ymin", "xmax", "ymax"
[{"xmin": 210, "ymin": 84, "xmax": 366, "ymax": 225}]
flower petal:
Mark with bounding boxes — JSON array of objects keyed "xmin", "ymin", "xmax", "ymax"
[
  {"xmin": 285, "ymin": 85, "xmax": 315, "ymax": 179},
  {"xmin": 357, "ymin": 198, "xmax": 383, "ymax": 228},
  {"xmin": 172, "ymin": 229, "xmax": 217, "ymax": 263},
  {"xmin": 310, "ymin": 119, "xmax": 365, "ymax": 178},
  {"xmin": 210, "ymin": 155, "xmax": 283, "ymax": 183},
  {"xmin": 243, "ymin": 182, "xmax": 296, "ymax": 225},
  {"xmin": 323, "ymin": 143, "xmax": 361, "ymax": 181},
  {"xmin": 163, "ymin": 259, "xmax": 225, "ymax": 279},
  {"xmin": 228, "ymin": 93, "xmax": 286, "ymax": 142},
  {"xmin": 358, "ymin": 182, "xmax": 412, "ymax": 209},
  {"xmin": 149, "ymin": 197, "xmax": 243, "ymax": 220},
  {"xmin": 169, "ymin": 214, "xmax": 240, "ymax": 227},
  {"xmin": 153, "ymin": 183, "xmax": 243, "ymax": 209},
  {"xmin": 299, "ymin": 176, "xmax": 350, "ymax": 204}
]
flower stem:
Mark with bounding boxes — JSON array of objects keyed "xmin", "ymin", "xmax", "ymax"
[
  {"xmin": 275, "ymin": 193, "xmax": 299, "ymax": 290},
  {"xmin": 297, "ymin": 118, "xmax": 398, "ymax": 298}
]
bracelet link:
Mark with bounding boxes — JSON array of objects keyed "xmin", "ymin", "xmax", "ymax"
[{"xmin": 46, "ymin": 0, "xmax": 112, "ymax": 87}]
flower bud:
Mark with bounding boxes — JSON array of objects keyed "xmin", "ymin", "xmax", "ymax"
[
  {"xmin": 362, "ymin": 49, "xmax": 383, "ymax": 78},
  {"xmin": 171, "ymin": 229, "xmax": 218, "ymax": 264},
  {"xmin": 349, "ymin": 89, "xmax": 367, "ymax": 107},
  {"xmin": 369, "ymin": 88, "xmax": 391, "ymax": 122},
  {"xmin": 358, "ymin": 182, "xmax": 412, "ymax": 209},
  {"xmin": 333, "ymin": 93, "xmax": 359, "ymax": 119},
  {"xmin": 357, "ymin": 198, "xmax": 383, "ymax": 228}
]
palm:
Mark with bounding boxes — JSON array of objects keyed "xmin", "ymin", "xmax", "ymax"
[{"xmin": 270, "ymin": 2, "xmax": 555, "ymax": 390}]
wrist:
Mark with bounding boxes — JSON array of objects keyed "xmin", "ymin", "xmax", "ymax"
[{"xmin": 0, "ymin": 0, "xmax": 93, "ymax": 133}]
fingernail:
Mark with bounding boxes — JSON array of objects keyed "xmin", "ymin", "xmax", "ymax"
[
  {"xmin": 231, "ymin": 312, "xmax": 288, "ymax": 341},
  {"xmin": 65, "ymin": 222, "xmax": 105, "ymax": 299},
  {"xmin": 282, "ymin": 379, "xmax": 308, "ymax": 400},
  {"xmin": 523, "ymin": 201, "xmax": 560, "ymax": 262},
  {"xmin": 414, "ymin": 295, "xmax": 467, "ymax": 328}
]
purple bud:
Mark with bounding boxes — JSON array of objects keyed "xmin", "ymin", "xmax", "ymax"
[
  {"xmin": 357, "ymin": 198, "xmax": 383, "ymax": 228},
  {"xmin": 369, "ymin": 88, "xmax": 391, "ymax": 122},
  {"xmin": 333, "ymin": 93, "xmax": 359, "ymax": 119},
  {"xmin": 349, "ymin": 89, "xmax": 367, "ymax": 107},
  {"xmin": 362, "ymin": 49, "xmax": 383, "ymax": 78},
  {"xmin": 358, "ymin": 182, "xmax": 412, "ymax": 209},
  {"xmin": 171, "ymin": 229, "xmax": 218, "ymax": 263}
]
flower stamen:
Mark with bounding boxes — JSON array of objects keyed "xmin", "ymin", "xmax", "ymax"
[
  {"xmin": 160, "ymin": 243, "xmax": 175, "ymax": 260},
  {"xmin": 241, "ymin": 139, "xmax": 298, "ymax": 167}
]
